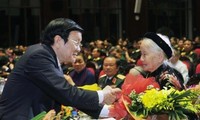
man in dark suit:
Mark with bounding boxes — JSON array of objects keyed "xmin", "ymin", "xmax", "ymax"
[{"xmin": 0, "ymin": 18, "xmax": 121, "ymax": 120}]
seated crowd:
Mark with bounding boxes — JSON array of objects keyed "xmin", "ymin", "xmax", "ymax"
[
  {"xmin": 1, "ymin": 35, "xmax": 200, "ymax": 90},
  {"xmin": 0, "ymin": 34, "xmax": 200, "ymax": 119}
]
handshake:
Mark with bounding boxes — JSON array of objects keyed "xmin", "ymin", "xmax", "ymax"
[
  {"xmin": 41, "ymin": 86, "xmax": 123, "ymax": 120},
  {"xmin": 101, "ymin": 86, "xmax": 127, "ymax": 119},
  {"xmin": 101, "ymin": 85, "xmax": 121, "ymax": 105},
  {"xmin": 64, "ymin": 74, "xmax": 121, "ymax": 104}
]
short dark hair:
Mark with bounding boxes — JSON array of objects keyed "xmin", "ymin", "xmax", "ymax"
[
  {"xmin": 41, "ymin": 18, "xmax": 83, "ymax": 46},
  {"xmin": 103, "ymin": 56, "xmax": 121, "ymax": 68}
]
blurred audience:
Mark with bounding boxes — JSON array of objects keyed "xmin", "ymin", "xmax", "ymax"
[{"xmin": 168, "ymin": 48, "xmax": 189, "ymax": 86}]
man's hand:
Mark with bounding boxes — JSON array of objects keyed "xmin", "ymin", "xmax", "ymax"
[
  {"xmin": 102, "ymin": 86, "xmax": 121, "ymax": 105},
  {"xmin": 64, "ymin": 74, "xmax": 75, "ymax": 86},
  {"xmin": 43, "ymin": 109, "xmax": 56, "ymax": 120}
]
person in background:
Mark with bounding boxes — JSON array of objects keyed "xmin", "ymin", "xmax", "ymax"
[
  {"xmin": 0, "ymin": 18, "xmax": 121, "ymax": 120},
  {"xmin": 170, "ymin": 36, "xmax": 178, "ymax": 48},
  {"xmin": 108, "ymin": 47, "xmax": 129, "ymax": 74},
  {"xmin": 193, "ymin": 35, "xmax": 200, "ymax": 59},
  {"xmin": 98, "ymin": 56, "xmax": 125, "ymax": 89},
  {"xmin": 180, "ymin": 39, "xmax": 197, "ymax": 77},
  {"xmin": 95, "ymin": 39, "xmax": 104, "ymax": 49},
  {"xmin": 130, "ymin": 39, "xmax": 142, "ymax": 63},
  {"xmin": 187, "ymin": 57, "xmax": 200, "ymax": 88},
  {"xmin": 69, "ymin": 53, "xmax": 96, "ymax": 86},
  {"xmin": 181, "ymin": 39, "xmax": 198, "ymax": 63},
  {"xmin": 177, "ymin": 38, "xmax": 185, "ymax": 52},
  {"xmin": 89, "ymin": 47, "xmax": 103, "ymax": 69},
  {"xmin": 103, "ymin": 39, "xmax": 112, "ymax": 54},
  {"xmin": 0, "ymin": 55, "xmax": 9, "ymax": 77},
  {"xmin": 0, "ymin": 48, "xmax": 5, "ymax": 57},
  {"xmin": 168, "ymin": 48, "xmax": 189, "ymax": 86}
]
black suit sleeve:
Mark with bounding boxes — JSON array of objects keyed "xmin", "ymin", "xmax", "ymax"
[{"xmin": 24, "ymin": 49, "xmax": 103, "ymax": 118}]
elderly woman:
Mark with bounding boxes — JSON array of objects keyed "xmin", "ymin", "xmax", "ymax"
[
  {"xmin": 109, "ymin": 32, "xmax": 186, "ymax": 119},
  {"xmin": 140, "ymin": 32, "xmax": 184, "ymax": 90}
]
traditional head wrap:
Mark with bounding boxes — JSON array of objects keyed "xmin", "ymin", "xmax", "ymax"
[{"xmin": 144, "ymin": 32, "xmax": 172, "ymax": 59}]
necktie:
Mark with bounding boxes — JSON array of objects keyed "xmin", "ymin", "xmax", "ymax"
[
  {"xmin": 100, "ymin": 77, "xmax": 110, "ymax": 89},
  {"xmin": 105, "ymin": 77, "xmax": 113, "ymax": 85}
]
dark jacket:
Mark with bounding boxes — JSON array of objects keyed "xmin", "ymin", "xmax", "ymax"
[
  {"xmin": 69, "ymin": 67, "xmax": 96, "ymax": 86},
  {"xmin": 147, "ymin": 63, "xmax": 185, "ymax": 90},
  {"xmin": 0, "ymin": 44, "xmax": 103, "ymax": 120},
  {"xmin": 98, "ymin": 73, "xmax": 125, "ymax": 89}
]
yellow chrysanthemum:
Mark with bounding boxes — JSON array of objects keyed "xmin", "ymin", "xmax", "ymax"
[
  {"xmin": 141, "ymin": 89, "xmax": 168, "ymax": 110},
  {"xmin": 127, "ymin": 84, "xmax": 200, "ymax": 120},
  {"xmin": 61, "ymin": 105, "xmax": 73, "ymax": 117}
]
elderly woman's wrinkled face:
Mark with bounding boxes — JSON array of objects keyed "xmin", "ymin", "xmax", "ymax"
[{"xmin": 140, "ymin": 41, "xmax": 163, "ymax": 72}]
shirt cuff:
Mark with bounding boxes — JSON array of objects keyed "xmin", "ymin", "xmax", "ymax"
[
  {"xmin": 97, "ymin": 90, "xmax": 104, "ymax": 103},
  {"xmin": 99, "ymin": 104, "xmax": 109, "ymax": 117}
]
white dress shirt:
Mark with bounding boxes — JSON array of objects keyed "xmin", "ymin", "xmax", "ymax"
[{"xmin": 168, "ymin": 60, "xmax": 189, "ymax": 85}]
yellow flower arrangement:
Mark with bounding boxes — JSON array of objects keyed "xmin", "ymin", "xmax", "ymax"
[
  {"xmin": 128, "ymin": 87, "xmax": 200, "ymax": 120},
  {"xmin": 31, "ymin": 106, "xmax": 75, "ymax": 120}
]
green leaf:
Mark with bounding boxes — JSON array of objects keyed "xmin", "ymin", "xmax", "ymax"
[
  {"xmin": 136, "ymin": 108, "xmax": 144, "ymax": 116},
  {"xmin": 169, "ymin": 112, "xmax": 176, "ymax": 120},
  {"xmin": 129, "ymin": 104, "xmax": 138, "ymax": 111},
  {"xmin": 31, "ymin": 111, "xmax": 47, "ymax": 120},
  {"xmin": 174, "ymin": 111, "xmax": 180, "ymax": 120},
  {"xmin": 173, "ymin": 90, "xmax": 194, "ymax": 100},
  {"xmin": 143, "ymin": 108, "xmax": 148, "ymax": 117},
  {"xmin": 176, "ymin": 110, "xmax": 187, "ymax": 119},
  {"xmin": 168, "ymin": 112, "xmax": 175, "ymax": 120}
]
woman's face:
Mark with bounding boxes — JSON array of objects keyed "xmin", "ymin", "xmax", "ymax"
[
  {"xmin": 72, "ymin": 55, "xmax": 86, "ymax": 72},
  {"xmin": 140, "ymin": 41, "xmax": 163, "ymax": 72}
]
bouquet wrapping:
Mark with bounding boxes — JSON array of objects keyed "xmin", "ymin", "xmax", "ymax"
[{"xmin": 109, "ymin": 74, "xmax": 160, "ymax": 119}]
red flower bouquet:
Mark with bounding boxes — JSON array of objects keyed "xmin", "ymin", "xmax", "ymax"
[
  {"xmin": 109, "ymin": 74, "xmax": 160, "ymax": 120},
  {"xmin": 110, "ymin": 74, "xmax": 200, "ymax": 120}
]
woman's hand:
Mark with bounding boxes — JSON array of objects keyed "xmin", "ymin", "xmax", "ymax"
[{"xmin": 160, "ymin": 72, "xmax": 182, "ymax": 90}]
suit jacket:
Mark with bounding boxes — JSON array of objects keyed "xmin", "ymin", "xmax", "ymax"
[{"xmin": 0, "ymin": 44, "xmax": 103, "ymax": 120}]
